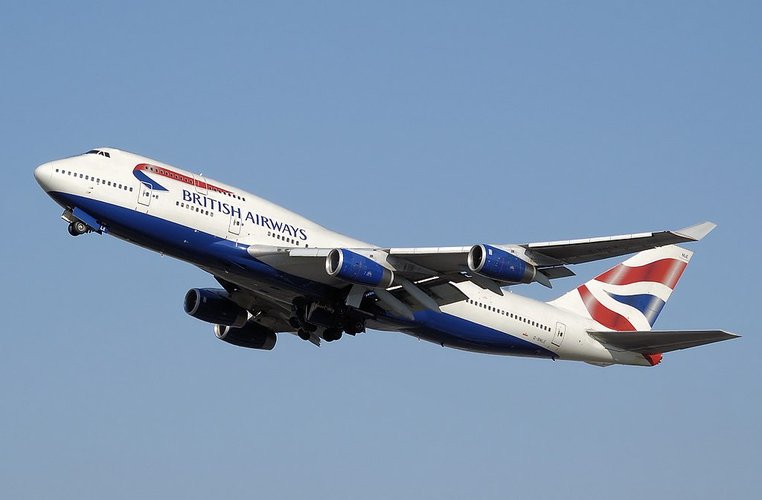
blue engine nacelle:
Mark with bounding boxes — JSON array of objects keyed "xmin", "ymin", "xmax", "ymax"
[
  {"xmin": 325, "ymin": 249, "xmax": 394, "ymax": 288},
  {"xmin": 214, "ymin": 323, "xmax": 277, "ymax": 350},
  {"xmin": 184, "ymin": 288, "xmax": 248, "ymax": 327},
  {"xmin": 467, "ymin": 244, "xmax": 536, "ymax": 284}
]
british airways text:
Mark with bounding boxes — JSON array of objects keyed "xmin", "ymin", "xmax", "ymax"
[{"xmin": 182, "ymin": 189, "xmax": 307, "ymax": 240}]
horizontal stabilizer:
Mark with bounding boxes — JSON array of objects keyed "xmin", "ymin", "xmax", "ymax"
[{"xmin": 588, "ymin": 329, "xmax": 739, "ymax": 354}]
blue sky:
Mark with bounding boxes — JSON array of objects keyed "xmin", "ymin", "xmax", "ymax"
[{"xmin": 2, "ymin": 1, "xmax": 760, "ymax": 498}]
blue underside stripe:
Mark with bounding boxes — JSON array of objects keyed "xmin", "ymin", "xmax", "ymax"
[
  {"xmin": 49, "ymin": 191, "xmax": 327, "ymax": 294},
  {"xmin": 409, "ymin": 310, "xmax": 555, "ymax": 358},
  {"xmin": 50, "ymin": 190, "xmax": 553, "ymax": 356}
]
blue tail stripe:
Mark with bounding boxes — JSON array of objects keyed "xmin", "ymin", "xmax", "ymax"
[{"xmin": 606, "ymin": 292, "xmax": 666, "ymax": 326}]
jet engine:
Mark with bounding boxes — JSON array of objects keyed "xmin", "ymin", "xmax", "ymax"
[
  {"xmin": 325, "ymin": 248, "xmax": 394, "ymax": 287},
  {"xmin": 183, "ymin": 288, "xmax": 248, "ymax": 327},
  {"xmin": 467, "ymin": 244, "xmax": 537, "ymax": 284},
  {"xmin": 214, "ymin": 322, "xmax": 277, "ymax": 350}
]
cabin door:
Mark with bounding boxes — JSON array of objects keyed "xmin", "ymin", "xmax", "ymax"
[
  {"xmin": 194, "ymin": 174, "xmax": 208, "ymax": 195},
  {"xmin": 137, "ymin": 182, "xmax": 152, "ymax": 209},
  {"xmin": 228, "ymin": 213, "xmax": 242, "ymax": 236},
  {"xmin": 552, "ymin": 322, "xmax": 566, "ymax": 347}
]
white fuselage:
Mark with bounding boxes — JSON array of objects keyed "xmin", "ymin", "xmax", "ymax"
[{"xmin": 34, "ymin": 148, "xmax": 650, "ymax": 366}]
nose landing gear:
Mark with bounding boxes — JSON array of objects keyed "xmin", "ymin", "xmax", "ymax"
[{"xmin": 67, "ymin": 220, "xmax": 89, "ymax": 236}]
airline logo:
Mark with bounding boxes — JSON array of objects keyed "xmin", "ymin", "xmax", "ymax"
[
  {"xmin": 578, "ymin": 249, "xmax": 690, "ymax": 332},
  {"xmin": 132, "ymin": 164, "xmax": 233, "ymax": 195}
]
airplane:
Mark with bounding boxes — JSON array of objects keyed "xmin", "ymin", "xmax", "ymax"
[{"xmin": 34, "ymin": 147, "xmax": 738, "ymax": 367}]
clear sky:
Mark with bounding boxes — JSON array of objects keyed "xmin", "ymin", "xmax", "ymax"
[{"xmin": 2, "ymin": 1, "xmax": 760, "ymax": 498}]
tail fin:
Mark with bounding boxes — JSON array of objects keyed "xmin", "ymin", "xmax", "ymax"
[{"xmin": 548, "ymin": 245, "xmax": 693, "ymax": 331}]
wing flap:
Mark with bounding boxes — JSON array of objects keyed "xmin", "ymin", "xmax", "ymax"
[
  {"xmin": 588, "ymin": 329, "xmax": 739, "ymax": 354},
  {"xmin": 388, "ymin": 246, "xmax": 471, "ymax": 274}
]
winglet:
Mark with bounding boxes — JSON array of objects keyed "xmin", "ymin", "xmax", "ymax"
[{"xmin": 674, "ymin": 221, "xmax": 717, "ymax": 241}]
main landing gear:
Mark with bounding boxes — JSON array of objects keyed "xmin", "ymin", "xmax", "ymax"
[
  {"xmin": 291, "ymin": 297, "xmax": 360, "ymax": 343},
  {"xmin": 323, "ymin": 328, "xmax": 343, "ymax": 342},
  {"xmin": 297, "ymin": 327, "xmax": 342, "ymax": 342},
  {"xmin": 67, "ymin": 220, "xmax": 89, "ymax": 236}
]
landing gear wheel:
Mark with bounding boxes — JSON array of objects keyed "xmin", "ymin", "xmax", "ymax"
[
  {"xmin": 323, "ymin": 329, "xmax": 342, "ymax": 342},
  {"xmin": 68, "ymin": 221, "xmax": 88, "ymax": 236},
  {"xmin": 297, "ymin": 329, "xmax": 311, "ymax": 341},
  {"xmin": 344, "ymin": 321, "xmax": 365, "ymax": 335}
]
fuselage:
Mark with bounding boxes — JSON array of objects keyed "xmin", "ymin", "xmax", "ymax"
[{"xmin": 34, "ymin": 148, "xmax": 651, "ymax": 366}]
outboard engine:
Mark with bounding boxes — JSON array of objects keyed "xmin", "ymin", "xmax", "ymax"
[
  {"xmin": 184, "ymin": 288, "xmax": 248, "ymax": 327},
  {"xmin": 467, "ymin": 244, "xmax": 537, "ymax": 284}
]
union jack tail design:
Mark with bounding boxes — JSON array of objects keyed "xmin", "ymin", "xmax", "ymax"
[{"xmin": 548, "ymin": 245, "xmax": 693, "ymax": 332}]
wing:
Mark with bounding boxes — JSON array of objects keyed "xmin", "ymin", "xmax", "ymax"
[
  {"xmin": 521, "ymin": 221, "xmax": 717, "ymax": 265},
  {"xmin": 386, "ymin": 221, "xmax": 715, "ymax": 285},
  {"xmin": 390, "ymin": 221, "xmax": 716, "ymax": 270},
  {"xmin": 242, "ymin": 221, "xmax": 715, "ymax": 303},
  {"xmin": 588, "ymin": 329, "xmax": 739, "ymax": 354}
]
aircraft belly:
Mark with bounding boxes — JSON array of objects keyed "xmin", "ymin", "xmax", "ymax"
[{"xmin": 398, "ymin": 309, "xmax": 556, "ymax": 358}]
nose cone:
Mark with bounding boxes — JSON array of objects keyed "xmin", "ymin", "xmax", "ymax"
[{"xmin": 34, "ymin": 162, "xmax": 53, "ymax": 191}]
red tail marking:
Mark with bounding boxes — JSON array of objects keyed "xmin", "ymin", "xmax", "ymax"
[
  {"xmin": 595, "ymin": 258, "xmax": 687, "ymax": 289},
  {"xmin": 578, "ymin": 285, "xmax": 635, "ymax": 331}
]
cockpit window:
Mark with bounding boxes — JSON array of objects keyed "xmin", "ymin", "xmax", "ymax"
[{"xmin": 85, "ymin": 149, "xmax": 111, "ymax": 158}]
